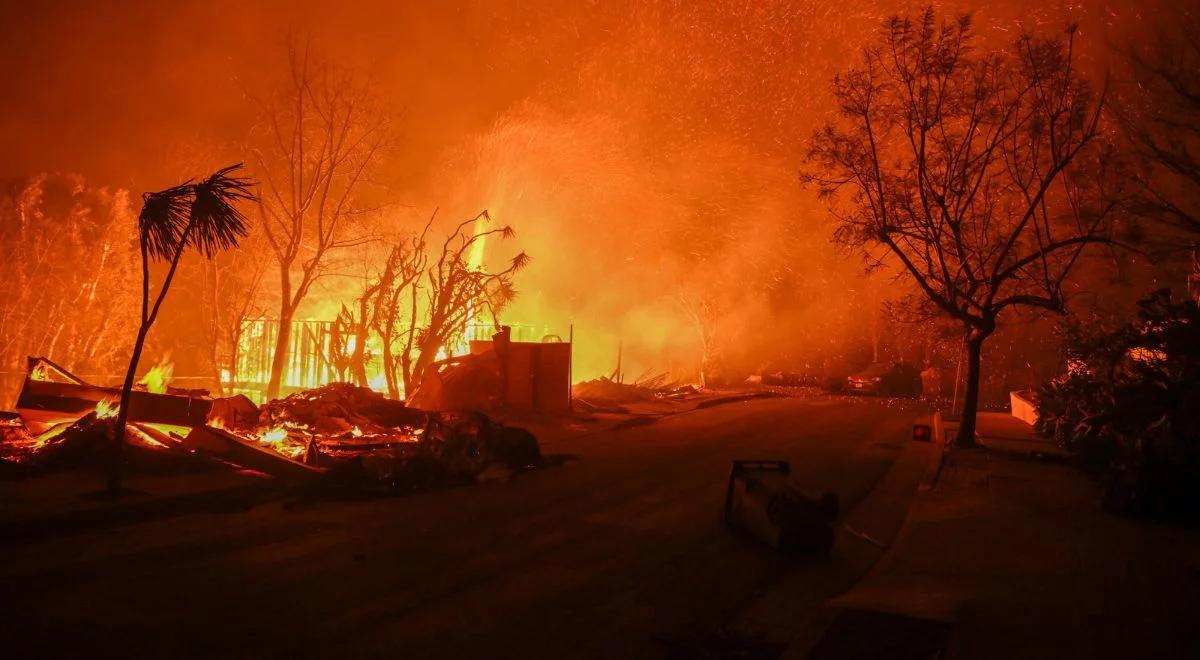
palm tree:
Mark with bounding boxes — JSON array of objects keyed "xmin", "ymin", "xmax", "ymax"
[{"xmin": 107, "ymin": 165, "xmax": 256, "ymax": 495}]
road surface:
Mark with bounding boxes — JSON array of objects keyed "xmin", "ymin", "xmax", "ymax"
[{"xmin": 0, "ymin": 395, "xmax": 927, "ymax": 659}]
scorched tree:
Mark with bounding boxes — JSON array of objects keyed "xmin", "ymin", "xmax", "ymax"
[
  {"xmin": 803, "ymin": 9, "xmax": 1124, "ymax": 446},
  {"xmin": 110, "ymin": 165, "xmax": 255, "ymax": 494}
]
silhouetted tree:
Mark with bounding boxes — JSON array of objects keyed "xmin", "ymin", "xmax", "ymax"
[
  {"xmin": 1117, "ymin": 12, "xmax": 1200, "ymax": 240},
  {"xmin": 249, "ymin": 39, "xmax": 389, "ymax": 399},
  {"xmin": 110, "ymin": 165, "xmax": 254, "ymax": 494},
  {"xmin": 405, "ymin": 211, "xmax": 529, "ymax": 394},
  {"xmin": 199, "ymin": 232, "xmax": 269, "ymax": 395},
  {"xmin": 365, "ymin": 219, "xmax": 430, "ymax": 399},
  {"xmin": 803, "ymin": 10, "xmax": 1124, "ymax": 446}
]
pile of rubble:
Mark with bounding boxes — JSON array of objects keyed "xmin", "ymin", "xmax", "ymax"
[
  {"xmin": 0, "ymin": 357, "xmax": 540, "ymax": 493},
  {"xmin": 572, "ymin": 373, "xmax": 699, "ymax": 407}
]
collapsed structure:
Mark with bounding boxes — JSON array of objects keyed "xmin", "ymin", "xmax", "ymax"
[{"xmin": 1, "ymin": 357, "xmax": 540, "ymax": 492}]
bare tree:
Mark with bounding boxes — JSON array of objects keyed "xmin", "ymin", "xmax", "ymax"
[
  {"xmin": 199, "ymin": 239, "xmax": 269, "ymax": 395},
  {"xmin": 249, "ymin": 39, "xmax": 388, "ymax": 399},
  {"xmin": 803, "ymin": 10, "xmax": 1124, "ymax": 445},
  {"xmin": 366, "ymin": 222, "xmax": 430, "ymax": 398},
  {"xmin": 1116, "ymin": 13, "xmax": 1200, "ymax": 255},
  {"xmin": 404, "ymin": 211, "xmax": 529, "ymax": 394},
  {"xmin": 675, "ymin": 291, "xmax": 722, "ymax": 387}
]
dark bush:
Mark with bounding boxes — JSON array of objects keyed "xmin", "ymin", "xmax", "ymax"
[
  {"xmin": 881, "ymin": 362, "xmax": 922, "ymax": 397},
  {"xmin": 1035, "ymin": 290, "xmax": 1200, "ymax": 520}
]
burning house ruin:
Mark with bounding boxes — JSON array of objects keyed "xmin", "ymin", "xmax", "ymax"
[{"xmin": 2, "ymin": 356, "xmax": 541, "ymax": 492}]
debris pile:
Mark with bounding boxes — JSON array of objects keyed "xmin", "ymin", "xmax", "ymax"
[
  {"xmin": 572, "ymin": 373, "xmax": 699, "ymax": 407},
  {"xmin": 1, "ymin": 357, "xmax": 540, "ymax": 493},
  {"xmin": 407, "ymin": 351, "xmax": 504, "ymax": 412}
]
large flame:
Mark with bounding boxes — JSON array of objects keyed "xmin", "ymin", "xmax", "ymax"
[{"xmin": 139, "ymin": 361, "xmax": 174, "ymax": 394}]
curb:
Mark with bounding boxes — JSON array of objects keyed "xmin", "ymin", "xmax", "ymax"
[
  {"xmin": 781, "ymin": 418, "xmax": 947, "ymax": 659},
  {"xmin": 919, "ymin": 410, "xmax": 953, "ymax": 491}
]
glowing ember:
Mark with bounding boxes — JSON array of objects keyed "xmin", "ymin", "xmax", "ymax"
[
  {"xmin": 139, "ymin": 361, "xmax": 174, "ymax": 394},
  {"xmin": 95, "ymin": 398, "xmax": 119, "ymax": 419},
  {"xmin": 260, "ymin": 425, "xmax": 288, "ymax": 445},
  {"xmin": 255, "ymin": 424, "xmax": 306, "ymax": 459},
  {"xmin": 30, "ymin": 362, "xmax": 52, "ymax": 382}
]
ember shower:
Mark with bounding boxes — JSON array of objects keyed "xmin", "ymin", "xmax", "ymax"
[{"xmin": 0, "ymin": 0, "xmax": 1165, "ymax": 403}]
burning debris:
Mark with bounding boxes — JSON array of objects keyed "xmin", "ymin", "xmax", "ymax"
[
  {"xmin": 572, "ymin": 373, "xmax": 699, "ymax": 409},
  {"xmin": 1, "ymin": 357, "xmax": 541, "ymax": 493}
]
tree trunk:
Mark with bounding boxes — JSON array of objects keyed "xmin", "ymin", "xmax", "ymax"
[
  {"xmin": 266, "ymin": 262, "xmax": 296, "ymax": 401},
  {"xmin": 109, "ymin": 221, "xmax": 194, "ymax": 495},
  {"xmin": 266, "ymin": 307, "xmax": 293, "ymax": 400},
  {"xmin": 107, "ymin": 322, "xmax": 149, "ymax": 494},
  {"xmin": 226, "ymin": 324, "xmax": 243, "ymax": 397},
  {"xmin": 349, "ymin": 299, "xmax": 369, "ymax": 387},
  {"xmin": 408, "ymin": 341, "xmax": 436, "ymax": 395},
  {"xmin": 955, "ymin": 334, "xmax": 987, "ymax": 448},
  {"xmin": 381, "ymin": 343, "xmax": 398, "ymax": 399}
]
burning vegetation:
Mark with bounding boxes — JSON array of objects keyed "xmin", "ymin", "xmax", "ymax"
[{"xmin": 0, "ymin": 1, "xmax": 1197, "ymax": 504}]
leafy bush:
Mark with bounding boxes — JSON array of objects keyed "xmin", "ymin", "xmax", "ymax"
[{"xmin": 1036, "ymin": 290, "xmax": 1200, "ymax": 519}]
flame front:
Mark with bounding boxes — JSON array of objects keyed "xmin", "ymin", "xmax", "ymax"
[{"xmin": 139, "ymin": 361, "xmax": 174, "ymax": 394}]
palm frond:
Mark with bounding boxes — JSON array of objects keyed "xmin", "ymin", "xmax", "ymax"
[
  {"xmin": 188, "ymin": 164, "xmax": 257, "ymax": 257},
  {"xmin": 138, "ymin": 182, "xmax": 192, "ymax": 261},
  {"xmin": 510, "ymin": 251, "xmax": 531, "ymax": 271}
]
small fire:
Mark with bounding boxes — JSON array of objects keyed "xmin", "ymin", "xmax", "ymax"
[
  {"xmin": 30, "ymin": 362, "xmax": 52, "ymax": 382},
  {"xmin": 95, "ymin": 398, "xmax": 118, "ymax": 419},
  {"xmin": 351, "ymin": 426, "xmax": 364, "ymax": 437},
  {"xmin": 255, "ymin": 424, "xmax": 306, "ymax": 459},
  {"xmin": 260, "ymin": 425, "xmax": 288, "ymax": 445},
  {"xmin": 139, "ymin": 361, "xmax": 174, "ymax": 394}
]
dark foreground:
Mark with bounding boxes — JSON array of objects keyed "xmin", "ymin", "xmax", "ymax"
[{"xmin": 0, "ymin": 396, "xmax": 926, "ymax": 659}]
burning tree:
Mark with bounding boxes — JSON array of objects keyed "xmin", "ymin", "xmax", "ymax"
[
  {"xmin": 249, "ymin": 40, "xmax": 389, "ymax": 399},
  {"xmin": 803, "ymin": 10, "xmax": 1124, "ymax": 446},
  {"xmin": 0, "ymin": 175, "xmax": 141, "ymax": 404},
  {"xmin": 365, "ymin": 211, "xmax": 528, "ymax": 396},
  {"xmin": 407, "ymin": 212, "xmax": 529, "ymax": 393},
  {"xmin": 110, "ymin": 165, "xmax": 255, "ymax": 493},
  {"xmin": 361, "ymin": 223, "xmax": 429, "ymax": 399}
]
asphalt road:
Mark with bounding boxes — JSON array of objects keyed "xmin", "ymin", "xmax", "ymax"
[{"xmin": 0, "ymin": 395, "xmax": 926, "ymax": 659}]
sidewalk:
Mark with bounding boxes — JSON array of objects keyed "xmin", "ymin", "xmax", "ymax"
[{"xmin": 796, "ymin": 413, "xmax": 1200, "ymax": 659}]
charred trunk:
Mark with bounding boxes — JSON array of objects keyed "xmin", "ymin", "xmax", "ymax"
[
  {"xmin": 381, "ymin": 342, "xmax": 399, "ymax": 399},
  {"xmin": 266, "ymin": 308, "xmax": 293, "ymax": 400},
  {"xmin": 955, "ymin": 332, "xmax": 987, "ymax": 448},
  {"xmin": 108, "ymin": 322, "xmax": 149, "ymax": 494}
]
